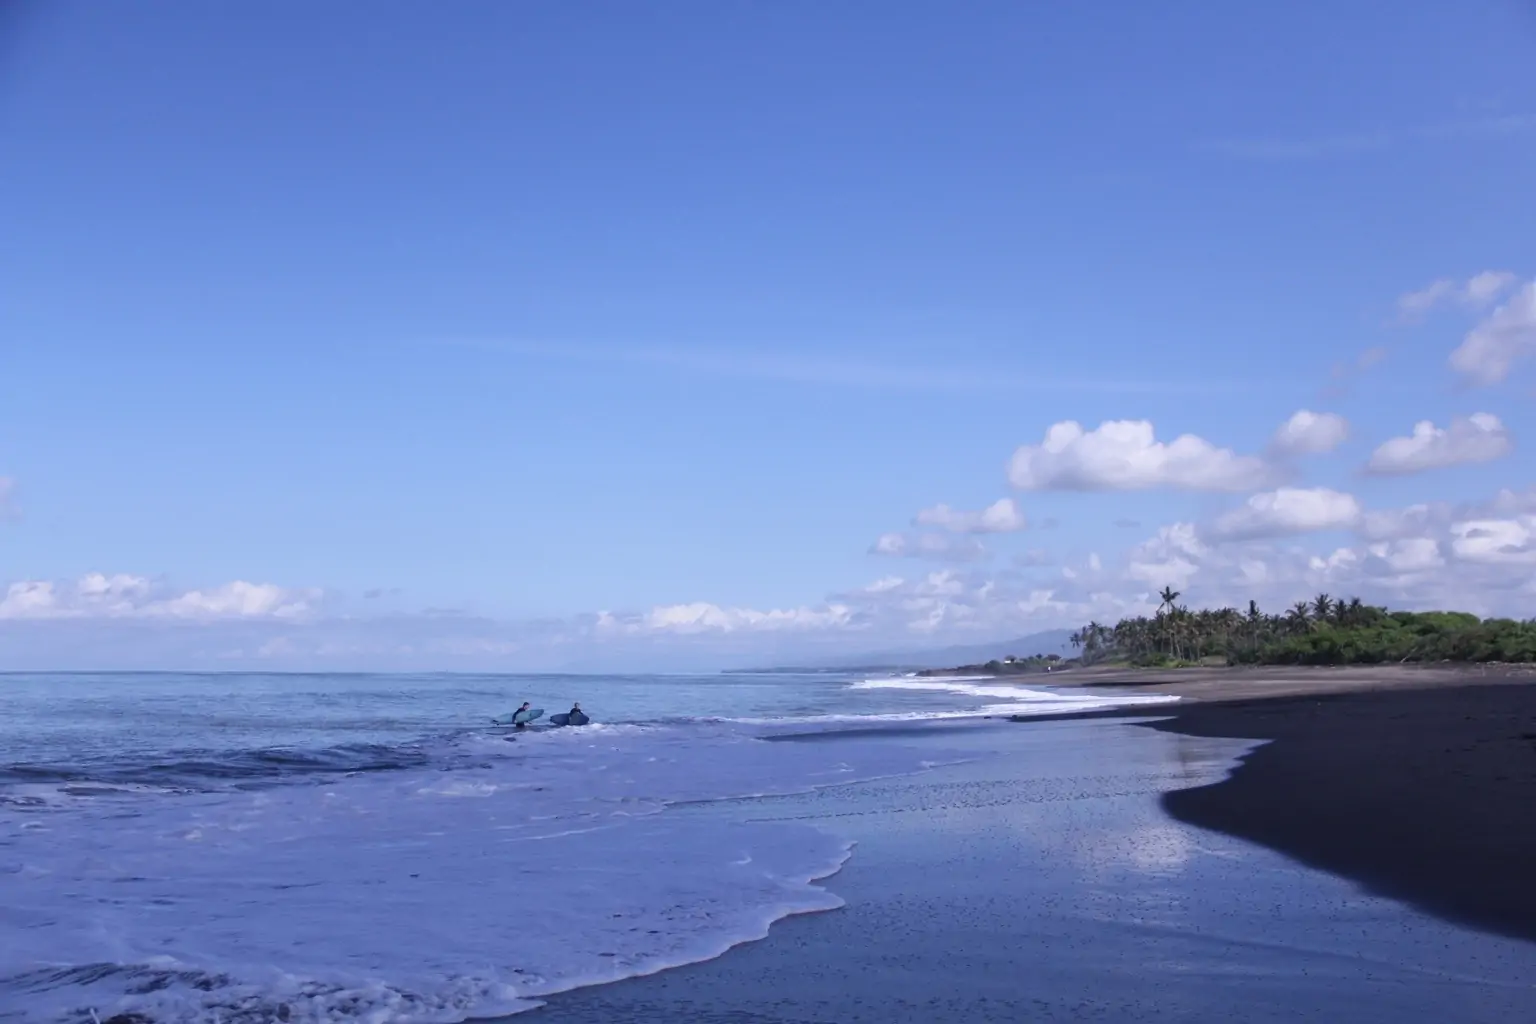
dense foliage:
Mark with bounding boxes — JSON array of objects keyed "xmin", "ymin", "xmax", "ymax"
[
  {"xmin": 1070, "ymin": 588, "xmax": 1536, "ymax": 667},
  {"xmin": 916, "ymin": 654, "xmax": 1063, "ymax": 677}
]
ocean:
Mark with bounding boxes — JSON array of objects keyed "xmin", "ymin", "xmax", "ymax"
[{"xmin": 0, "ymin": 670, "xmax": 1173, "ymax": 1023}]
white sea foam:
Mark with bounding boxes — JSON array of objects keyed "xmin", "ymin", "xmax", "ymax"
[
  {"xmin": 849, "ymin": 676, "xmax": 1181, "ymax": 716},
  {"xmin": 0, "ymin": 722, "xmax": 940, "ymax": 1024}
]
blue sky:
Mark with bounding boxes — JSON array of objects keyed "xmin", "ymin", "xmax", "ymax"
[{"xmin": 2, "ymin": 2, "xmax": 1534, "ymax": 670}]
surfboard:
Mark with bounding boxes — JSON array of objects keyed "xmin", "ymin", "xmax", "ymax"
[
  {"xmin": 548, "ymin": 713, "xmax": 571, "ymax": 727},
  {"xmin": 491, "ymin": 708, "xmax": 544, "ymax": 726}
]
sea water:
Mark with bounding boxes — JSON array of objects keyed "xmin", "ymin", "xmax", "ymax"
[{"xmin": 0, "ymin": 671, "xmax": 1172, "ymax": 1023}]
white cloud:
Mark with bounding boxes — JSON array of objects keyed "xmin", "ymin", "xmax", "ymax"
[
  {"xmin": 1398, "ymin": 270, "xmax": 1519, "ymax": 320},
  {"xmin": 1365, "ymin": 413, "xmax": 1513, "ymax": 475},
  {"xmin": 72, "ymin": 573, "xmax": 155, "ymax": 616},
  {"xmin": 1449, "ymin": 516, "xmax": 1536, "ymax": 566},
  {"xmin": 1102, "ymin": 487, "xmax": 1536, "ymax": 619},
  {"xmin": 1399, "ymin": 279, "xmax": 1457, "ymax": 318},
  {"xmin": 1357, "ymin": 502, "xmax": 1449, "ymax": 542},
  {"xmin": 1209, "ymin": 487, "xmax": 1362, "ymax": 541},
  {"xmin": 146, "ymin": 581, "xmax": 314, "ymax": 620},
  {"xmin": 1364, "ymin": 537, "xmax": 1445, "ymax": 575},
  {"xmin": 77, "ymin": 572, "xmax": 151, "ymax": 598},
  {"xmin": 10, "ymin": 474, "xmax": 1536, "ymax": 672},
  {"xmin": 1270, "ymin": 410, "xmax": 1349, "ymax": 456},
  {"xmin": 600, "ymin": 602, "xmax": 855, "ymax": 635},
  {"xmin": 830, "ymin": 568, "xmax": 1144, "ymax": 639},
  {"xmin": 870, "ymin": 531, "xmax": 988, "ymax": 561},
  {"xmin": 1448, "ymin": 280, "xmax": 1536, "ymax": 385},
  {"xmin": 1008, "ymin": 420, "xmax": 1274, "ymax": 492},
  {"xmin": 1125, "ymin": 523, "xmax": 1208, "ymax": 591},
  {"xmin": 1484, "ymin": 486, "xmax": 1536, "ymax": 517},
  {"xmin": 914, "ymin": 498, "xmax": 1026, "ymax": 533},
  {"xmin": 1465, "ymin": 270, "xmax": 1520, "ymax": 306},
  {"xmin": 0, "ymin": 581, "xmax": 59, "ymax": 619},
  {"xmin": 0, "ymin": 574, "xmax": 317, "ymax": 621}
]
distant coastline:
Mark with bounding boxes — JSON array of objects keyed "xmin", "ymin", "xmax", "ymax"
[
  {"xmin": 734, "ymin": 601, "xmax": 1534, "ymax": 680},
  {"xmin": 920, "ymin": 597, "xmax": 1535, "ymax": 677},
  {"xmin": 916, "ymin": 655, "xmax": 1071, "ymax": 677}
]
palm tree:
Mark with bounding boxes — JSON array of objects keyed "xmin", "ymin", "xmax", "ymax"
[
  {"xmin": 1073, "ymin": 621, "xmax": 1106, "ymax": 664},
  {"xmin": 1244, "ymin": 600, "xmax": 1264, "ymax": 652},
  {"xmin": 1067, "ymin": 596, "xmax": 1531, "ymax": 670},
  {"xmin": 1215, "ymin": 607, "xmax": 1241, "ymax": 656},
  {"xmin": 1155, "ymin": 587, "xmax": 1182, "ymax": 658},
  {"xmin": 1341, "ymin": 596, "xmax": 1366, "ymax": 627}
]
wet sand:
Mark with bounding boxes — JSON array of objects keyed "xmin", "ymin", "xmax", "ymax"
[
  {"xmin": 1020, "ymin": 665, "xmax": 1536, "ymax": 942},
  {"xmin": 525, "ymin": 719, "xmax": 1536, "ymax": 1022}
]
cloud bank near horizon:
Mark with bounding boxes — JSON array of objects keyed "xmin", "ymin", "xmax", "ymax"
[
  {"xmin": 4, "ymin": 480, "xmax": 1531, "ymax": 671},
  {"xmin": 3, "ymin": 271, "xmax": 1532, "ymax": 672}
]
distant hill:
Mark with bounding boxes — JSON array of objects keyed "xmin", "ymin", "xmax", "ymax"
[{"xmin": 732, "ymin": 629, "xmax": 1076, "ymax": 673}]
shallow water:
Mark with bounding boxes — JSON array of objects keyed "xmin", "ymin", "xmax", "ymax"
[
  {"xmin": 530, "ymin": 720, "xmax": 1536, "ymax": 1023},
  {"xmin": 0, "ymin": 671, "xmax": 1170, "ymax": 1023}
]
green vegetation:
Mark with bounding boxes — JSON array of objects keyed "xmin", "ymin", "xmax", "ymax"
[
  {"xmin": 917, "ymin": 654, "xmax": 1063, "ymax": 677},
  {"xmin": 1071, "ymin": 587, "xmax": 1536, "ymax": 667}
]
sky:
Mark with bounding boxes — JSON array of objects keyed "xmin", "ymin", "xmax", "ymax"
[{"xmin": 1, "ymin": 1, "xmax": 1534, "ymax": 671}]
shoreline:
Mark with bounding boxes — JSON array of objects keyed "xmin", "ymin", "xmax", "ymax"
[
  {"xmin": 526, "ymin": 711, "xmax": 1536, "ymax": 1022},
  {"xmin": 1009, "ymin": 664, "xmax": 1536, "ymax": 943}
]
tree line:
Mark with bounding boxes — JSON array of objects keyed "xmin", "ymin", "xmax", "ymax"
[{"xmin": 1069, "ymin": 588, "xmax": 1536, "ymax": 666}]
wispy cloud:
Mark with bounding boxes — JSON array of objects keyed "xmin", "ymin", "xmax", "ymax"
[
  {"xmin": 869, "ymin": 531, "xmax": 990, "ymax": 562},
  {"xmin": 437, "ymin": 338, "xmax": 1249, "ymax": 396},
  {"xmin": 0, "ymin": 573, "xmax": 318, "ymax": 622},
  {"xmin": 1320, "ymin": 345, "xmax": 1388, "ymax": 400},
  {"xmin": 1200, "ymin": 113, "xmax": 1536, "ymax": 162},
  {"xmin": 1397, "ymin": 270, "xmax": 1519, "ymax": 323}
]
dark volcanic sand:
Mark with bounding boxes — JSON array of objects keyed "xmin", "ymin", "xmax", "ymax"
[{"xmin": 1143, "ymin": 681, "xmax": 1536, "ymax": 943}]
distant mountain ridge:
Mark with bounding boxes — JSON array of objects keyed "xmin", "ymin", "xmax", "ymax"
[{"xmin": 733, "ymin": 629, "xmax": 1076, "ymax": 672}]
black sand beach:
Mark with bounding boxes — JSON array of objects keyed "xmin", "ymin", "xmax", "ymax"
[
  {"xmin": 1026, "ymin": 666, "xmax": 1536, "ymax": 942},
  {"xmin": 1145, "ymin": 679, "xmax": 1536, "ymax": 943}
]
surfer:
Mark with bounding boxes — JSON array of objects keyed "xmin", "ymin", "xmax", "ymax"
[
  {"xmin": 513, "ymin": 701, "xmax": 533, "ymax": 728},
  {"xmin": 567, "ymin": 702, "xmax": 589, "ymax": 726}
]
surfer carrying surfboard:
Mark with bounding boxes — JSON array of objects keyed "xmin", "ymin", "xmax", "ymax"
[{"xmin": 490, "ymin": 703, "xmax": 544, "ymax": 728}]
